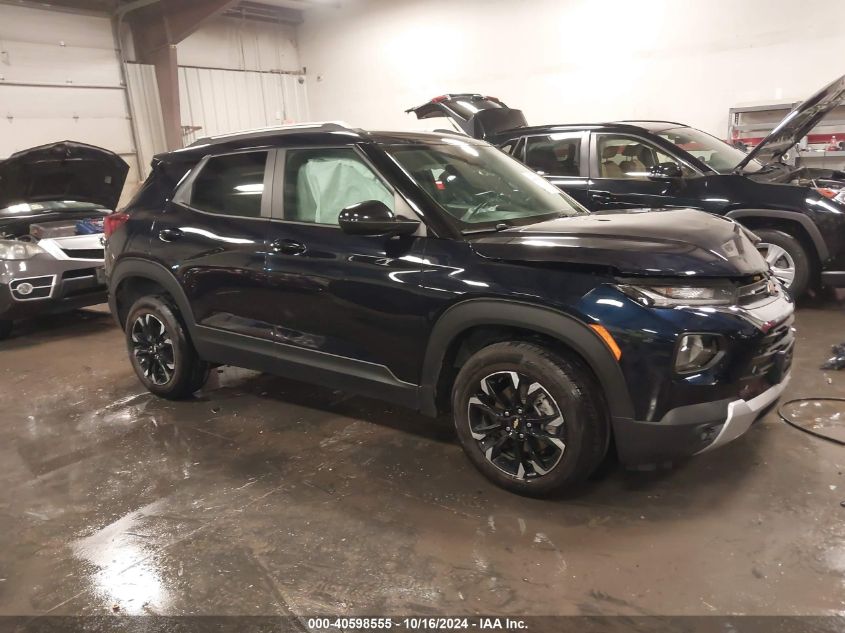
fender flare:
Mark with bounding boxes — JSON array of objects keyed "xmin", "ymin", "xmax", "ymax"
[
  {"xmin": 418, "ymin": 299, "xmax": 634, "ymax": 420},
  {"xmin": 726, "ymin": 208, "xmax": 829, "ymax": 261},
  {"xmin": 109, "ymin": 257, "xmax": 197, "ymax": 333}
]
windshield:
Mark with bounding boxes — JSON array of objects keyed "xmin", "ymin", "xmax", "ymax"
[
  {"xmin": 386, "ymin": 141, "xmax": 586, "ymax": 229},
  {"xmin": 658, "ymin": 127, "xmax": 763, "ymax": 174}
]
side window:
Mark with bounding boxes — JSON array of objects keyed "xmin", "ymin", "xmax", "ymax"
[
  {"xmin": 498, "ymin": 140, "xmax": 516, "ymax": 155},
  {"xmin": 525, "ymin": 134, "xmax": 581, "ymax": 176},
  {"xmin": 190, "ymin": 151, "xmax": 268, "ymax": 218},
  {"xmin": 283, "ymin": 148, "xmax": 394, "ymax": 225},
  {"xmin": 596, "ymin": 135, "xmax": 694, "ymax": 179}
]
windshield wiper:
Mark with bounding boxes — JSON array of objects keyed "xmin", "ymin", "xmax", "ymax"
[{"xmin": 461, "ymin": 222, "xmax": 512, "ymax": 235}]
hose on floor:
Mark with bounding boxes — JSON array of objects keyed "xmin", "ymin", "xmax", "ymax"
[{"xmin": 777, "ymin": 397, "xmax": 845, "ymax": 446}]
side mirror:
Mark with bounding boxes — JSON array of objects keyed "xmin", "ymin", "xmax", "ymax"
[
  {"xmin": 338, "ymin": 200, "xmax": 420, "ymax": 237},
  {"xmin": 648, "ymin": 162, "xmax": 682, "ymax": 180}
]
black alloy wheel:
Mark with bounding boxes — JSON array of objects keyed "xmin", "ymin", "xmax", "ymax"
[
  {"xmin": 467, "ymin": 370, "xmax": 566, "ymax": 480},
  {"xmin": 131, "ymin": 313, "xmax": 176, "ymax": 386}
]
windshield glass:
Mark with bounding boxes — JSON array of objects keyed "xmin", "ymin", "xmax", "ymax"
[
  {"xmin": 658, "ymin": 127, "xmax": 763, "ymax": 174},
  {"xmin": 386, "ymin": 141, "xmax": 586, "ymax": 229}
]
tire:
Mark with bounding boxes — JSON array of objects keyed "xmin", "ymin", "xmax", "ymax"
[
  {"xmin": 451, "ymin": 342, "xmax": 609, "ymax": 497},
  {"xmin": 0, "ymin": 319, "xmax": 12, "ymax": 340},
  {"xmin": 125, "ymin": 295, "xmax": 209, "ymax": 399},
  {"xmin": 754, "ymin": 229, "xmax": 811, "ymax": 298}
]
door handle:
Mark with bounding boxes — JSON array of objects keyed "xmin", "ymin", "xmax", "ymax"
[
  {"xmin": 271, "ymin": 238, "xmax": 307, "ymax": 255},
  {"xmin": 590, "ymin": 190, "xmax": 613, "ymax": 201},
  {"xmin": 158, "ymin": 228, "xmax": 183, "ymax": 242}
]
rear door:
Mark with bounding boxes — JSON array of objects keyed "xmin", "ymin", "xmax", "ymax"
[
  {"xmin": 150, "ymin": 149, "xmax": 275, "ymax": 339},
  {"xmin": 517, "ymin": 131, "xmax": 591, "ymax": 207},
  {"xmin": 587, "ymin": 133, "xmax": 701, "ymax": 211}
]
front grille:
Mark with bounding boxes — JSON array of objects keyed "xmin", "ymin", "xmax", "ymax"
[
  {"xmin": 60, "ymin": 248, "xmax": 104, "ymax": 260},
  {"xmin": 62, "ymin": 268, "xmax": 98, "ymax": 280},
  {"xmin": 10, "ymin": 275, "xmax": 55, "ymax": 301},
  {"xmin": 737, "ymin": 275, "xmax": 779, "ymax": 306},
  {"xmin": 740, "ymin": 316, "xmax": 795, "ymax": 388}
]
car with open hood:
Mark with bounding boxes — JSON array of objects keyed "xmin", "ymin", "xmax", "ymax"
[
  {"xmin": 0, "ymin": 141, "xmax": 129, "ymax": 339},
  {"xmin": 105, "ymin": 123, "xmax": 793, "ymax": 496},
  {"xmin": 407, "ymin": 75, "xmax": 845, "ymax": 298}
]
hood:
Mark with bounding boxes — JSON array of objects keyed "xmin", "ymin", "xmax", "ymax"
[
  {"xmin": 469, "ymin": 209, "xmax": 768, "ymax": 277},
  {"xmin": 0, "ymin": 141, "xmax": 129, "ymax": 211},
  {"xmin": 736, "ymin": 74, "xmax": 845, "ymax": 171},
  {"xmin": 406, "ymin": 94, "xmax": 527, "ymax": 140}
]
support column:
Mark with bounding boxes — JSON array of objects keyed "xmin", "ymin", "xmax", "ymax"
[{"xmin": 151, "ymin": 45, "xmax": 182, "ymax": 150}]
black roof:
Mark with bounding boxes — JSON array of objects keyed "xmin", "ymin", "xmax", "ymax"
[
  {"xmin": 496, "ymin": 120, "xmax": 689, "ymax": 137},
  {"xmin": 158, "ymin": 124, "xmax": 487, "ymax": 163}
]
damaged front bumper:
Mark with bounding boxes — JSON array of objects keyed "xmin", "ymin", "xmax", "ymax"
[
  {"xmin": 695, "ymin": 373, "xmax": 790, "ymax": 453},
  {"xmin": 613, "ymin": 373, "xmax": 791, "ymax": 466},
  {"xmin": 610, "ymin": 290, "xmax": 795, "ymax": 467}
]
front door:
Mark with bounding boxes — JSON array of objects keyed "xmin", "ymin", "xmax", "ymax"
[
  {"xmin": 587, "ymin": 133, "xmax": 700, "ymax": 211},
  {"xmin": 150, "ymin": 149, "xmax": 275, "ymax": 339},
  {"xmin": 262, "ymin": 146, "xmax": 430, "ymax": 386}
]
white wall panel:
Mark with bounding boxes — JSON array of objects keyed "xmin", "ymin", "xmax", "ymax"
[
  {"xmin": 179, "ymin": 67, "xmax": 309, "ymax": 145},
  {"xmin": 178, "ymin": 16, "xmax": 300, "ymax": 73},
  {"xmin": 298, "ymin": 0, "xmax": 845, "ymax": 140}
]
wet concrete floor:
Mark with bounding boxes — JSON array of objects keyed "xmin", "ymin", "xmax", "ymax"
[{"xmin": 0, "ymin": 301, "xmax": 844, "ymax": 617}]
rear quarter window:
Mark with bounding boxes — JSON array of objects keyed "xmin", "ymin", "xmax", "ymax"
[{"xmin": 189, "ymin": 151, "xmax": 269, "ymax": 218}]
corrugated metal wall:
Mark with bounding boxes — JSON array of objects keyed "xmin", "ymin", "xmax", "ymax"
[
  {"xmin": 124, "ymin": 62, "xmax": 166, "ymax": 181},
  {"xmin": 179, "ymin": 66, "xmax": 309, "ymax": 145}
]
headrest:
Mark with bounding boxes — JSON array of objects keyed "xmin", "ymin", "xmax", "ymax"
[
  {"xmin": 622, "ymin": 144, "xmax": 640, "ymax": 157},
  {"xmin": 602, "ymin": 145, "xmax": 620, "ymax": 159}
]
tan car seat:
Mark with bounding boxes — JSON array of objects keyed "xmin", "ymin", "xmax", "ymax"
[
  {"xmin": 619, "ymin": 144, "xmax": 646, "ymax": 176},
  {"xmin": 600, "ymin": 145, "xmax": 623, "ymax": 178}
]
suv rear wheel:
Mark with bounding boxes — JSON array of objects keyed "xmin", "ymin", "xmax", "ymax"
[
  {"xmin": 451, "ymin": 342, "xmax": 608, "ymax": 497},
  {"xmin": 754, "ymin": 229, "xmax": 810, "ymax": 298},
  {"xmin": 125, "ymin": 296, "xmax": 210, "ymax": 399}
]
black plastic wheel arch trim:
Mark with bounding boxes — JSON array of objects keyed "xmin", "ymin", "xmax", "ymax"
[{"xmin": 419, "ymin": 298, "xmax": 635, "ymax": 420}]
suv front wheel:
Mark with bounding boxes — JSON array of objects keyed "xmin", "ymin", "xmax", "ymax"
[
  {"xmin": 451, "ymin": 342, "xmax": 609, "ymax": 497},
  {"xmin": 754, "ymin": 229, "xmax": 810, "ymax": 298},
  {"xmin": 125, "ymin": 296, "xmax": 210, "ymax": 399}
]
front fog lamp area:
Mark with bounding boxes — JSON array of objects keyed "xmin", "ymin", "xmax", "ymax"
[
  {"xmin": 619, "ymin": 284, "xmax": 736, "ymax": 307},
  {"xmin": 675, "ymin": 334, "xmax": 721, "ymax": 373},
  {"xmin": 0, "ymin": 240, "xmax": 43, "ymax": 260}
]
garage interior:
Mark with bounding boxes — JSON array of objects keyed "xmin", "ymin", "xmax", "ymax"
[{"xmin": 1, "ymin": 0, "xmax": 845, "ymax": 626}]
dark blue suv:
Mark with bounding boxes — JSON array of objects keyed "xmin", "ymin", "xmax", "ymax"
[{"xmin": 105, "ymin": 124, "xmax": 794, "ymax": 496}]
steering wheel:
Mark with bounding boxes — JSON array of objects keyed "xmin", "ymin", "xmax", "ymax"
[{"xmin": 460, "ymin": 190, "xmax": 502, "ymax": 222}]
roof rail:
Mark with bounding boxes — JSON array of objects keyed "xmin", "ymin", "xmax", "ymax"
[
  {"xmin": 189, "ymin": 121, "xmax": 354, "ymax": 147},
  {"xmin": 615, "ymin": 119, "xmax": 686, "ymax": 127}
]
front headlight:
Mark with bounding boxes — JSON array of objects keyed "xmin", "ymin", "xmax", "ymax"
[
  {"xmin": 619, "ymin": 284, "xmax": 737, "ymax": 307},
  {"xmin": 0, "ymin": 240, "xmax": 44, "ymax": 260},
  {"xmin": 675, "ymin": 334, "xmax": 722, "ymax": 373}
]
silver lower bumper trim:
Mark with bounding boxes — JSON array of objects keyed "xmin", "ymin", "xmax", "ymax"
[{"xmin": 696, "ymin": 372, "xmax": 791, "ymax": 454}]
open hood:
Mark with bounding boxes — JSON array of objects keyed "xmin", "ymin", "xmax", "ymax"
[
  {"xmin": 0, "ymin": 141, "xmax": 129, "ymax": 211},
  {"xmin": 736, "ymin": 74, "xmax": 845, "ymax": 171},
  {"xmin": 406, "ymin": 94, "xmax": 527, "ymax": 140},
  {"xmin": 469, "ymin": 209, "xmax": 768, "ymax": 277}
]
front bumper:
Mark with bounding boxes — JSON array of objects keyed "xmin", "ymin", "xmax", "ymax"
[
  {"xmin": 696, "ymin": 372, "xmax": 790, "ymax": 454},
  {"xmin": 613, "ymin": 373, "xmax": 790, "ymax": 466},
  {"xmin": 0, "ymin": 262, "xmax": 107, "ymax": 321}
]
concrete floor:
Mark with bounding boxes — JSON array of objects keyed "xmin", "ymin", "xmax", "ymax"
[{"xmin": 0, "ymin": 301, "xmax": 844, "ymax": 618}]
